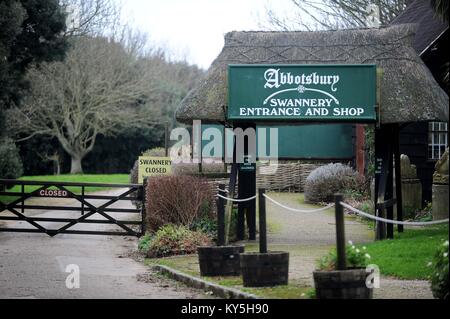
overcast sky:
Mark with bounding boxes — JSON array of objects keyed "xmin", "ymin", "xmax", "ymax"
[{"xmin": 119, "ymin": 0, "xmax": 296, "ymax": 69}]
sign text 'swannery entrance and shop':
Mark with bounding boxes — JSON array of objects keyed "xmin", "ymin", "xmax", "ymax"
[{"xmin": 228, "ymin": 64, "xmax": 377, "ymax": 122}]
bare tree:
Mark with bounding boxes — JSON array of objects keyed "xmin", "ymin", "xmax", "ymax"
[
  {"xmin": 7, "ymin": 36, "xmax": 161, "ymax": 173},
  {"xmin": 261, "ymin": 0, "xmax": 411, "ymax": 31},
  {"xmin": 37, "ymin": 150, "xmax": 61, "ymax": 175},
  {"xmin": 61, "ymin": 0, "xmax": 122, "ymax": 36}
]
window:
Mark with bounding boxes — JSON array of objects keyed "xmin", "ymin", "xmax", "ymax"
[{"xmin": 428, "ymin": 122, "xmax": 448, "ymax": 160}]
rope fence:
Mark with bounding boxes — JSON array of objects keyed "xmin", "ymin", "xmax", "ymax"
[
  {"xmin": 340, "ymin": 201, "xmax": 449, "ymax": 226},
  {"xmin": 263, "ymin": 194, "xmax": 335, "ymax": 213},
  {"xmin": 215, "ymin": 189, "xmax": 449, "ymax": 225},
  {"xmin": 216, "ymin": 194, "xmax": 257, "ymax": 202}
]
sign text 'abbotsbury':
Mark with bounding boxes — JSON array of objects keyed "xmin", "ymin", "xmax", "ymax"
[{"xmin": 228, "ymin": 64, "xmax": 377, "ymax": 121}]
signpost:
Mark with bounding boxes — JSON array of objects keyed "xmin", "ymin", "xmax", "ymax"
[
  {"xmin": 228, "ymin": 64, "xmax": 377, "ymax": 122},
  {"xmin": 138, "ymin": 156, "xmax": 172, "ymax": 183},
  {"xmin": 227, "ymin": 64, "xmax": 378, "ymax": 285}
]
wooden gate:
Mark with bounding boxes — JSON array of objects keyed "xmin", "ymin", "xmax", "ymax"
[{"xmin": 0, "ymin": 179, "xmax": 145, "ymax": 237}]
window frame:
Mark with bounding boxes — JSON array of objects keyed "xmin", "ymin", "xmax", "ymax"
[{"xmin": 428, "ymin": 121, "xmax": 448, "ymax": 161}]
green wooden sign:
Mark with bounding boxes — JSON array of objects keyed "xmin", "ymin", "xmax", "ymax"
[
  {"xmin": 228, "ymin": 64, "xmax": 377, "ymax": 122},
  {"xmin": 201, "ymin": 124, "xmax": 354, "ymax": 160}
]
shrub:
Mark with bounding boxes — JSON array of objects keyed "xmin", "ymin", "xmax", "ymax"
[
  {"xmin": 146, "ymin": 175, "xmax": 215, "ymax": 232},
  {"xmin": 317, "ymin": 241, "xmax": 372, "ymax": 271},
  {"xmin": 190, "ymin": 215, "xmax": 217, "ymax": 239},
  {"xmin": 172, "ymin": 162, "xmax": 225, "ymax": 176},
  {"xmin": 304, "ymin": 163, "xmax": 365, "ymax": 203},
  {"xmin": 430, "ymin": 239, "xmax": 449, "ymax": 299},
  {"xmin": 140, "ymin": 224, "xmax": 211, "ymax": 258},
  {"xmin": 0, "ymin": 138, "xmax": 23, "ymax": 185},
  {"xmin": 138, "ymin": 233, "xmax": 152, "ymax": 252}
]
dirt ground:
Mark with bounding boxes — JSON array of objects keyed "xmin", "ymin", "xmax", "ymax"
[
  {"xmin": 0, "ymin": 189, "xmax": 211, "ymax": 299},
  {"xmin": 0, "ymin": 189, "xmax": 434, "ymax": 299}
]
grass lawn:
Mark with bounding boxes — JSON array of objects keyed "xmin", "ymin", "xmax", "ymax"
[
  {"xmin": 363, "ymin": 224, "xmax": 449, "ymax": 280},
  {"xmin": 145, "ymin": 255, "xmax": 313, "ymax": 299},
  {"xmin": 1, "ymin": 174, "xmax": 130, "ymax": 204}
]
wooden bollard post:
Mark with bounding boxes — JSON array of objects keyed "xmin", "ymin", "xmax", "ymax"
[
  {"xmin": 217, "ymin": 184, "xmax": 226, "ymax": 246},
  {"xmin": 334, "ymin": 194, "xmax": 346, "ymax": 270},
  {"xmin": 141, "ymin": 178, "xmax": 148, "ymax": 236},
  {"xmin": 164, "ymin": 121, "xmax": 169, "ymax": 157},
  {"xmin": 259, "ymin": 188, "xmax": 267, "ymax": 254}
]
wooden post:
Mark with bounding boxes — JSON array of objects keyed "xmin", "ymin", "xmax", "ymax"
[
  {"xmin": 217, "ymin": 184, "xmax": 226, "ymax": 246},
  {"xmin": 386, "ymin": 145, "xmax": 394, "ymax": 240},
  {"xmin": 258, "ymin": 188, "xmax": 267, "ymax": 254},
  {"xmin": 335, "ymin": 194, "xmax": 346, "ymax": 270},
  {"xmin": 375, "ymin": 125, "xmax": 391, "ymax": 240},
  {"xmin": 237, "ymin": 122, "xmax": 257, "ymax": 241},
  {"xmin": 394, "ymin": 125, "xmax": 404, "ymax": 233},
  {"xmin": 164, "ymin": 121, "xmax": 169, "ymax": 157},
  {"xmin": 21, "ymin": 184, "xmax": 24, "ymax": 216},
  {"xmin": 224, "ymin": 136, "xmax": 238, "ymax": 245},
  {"xmin": 141, "ymin": 178, "xmax": 148, "ymax": 236},
  {"xmin": 355, "ymin": 124, "xmax": 366, "ymax": 175},
  {"xmin": 81, "ymin": 185, "xmax": 85, "ymax": 216}
]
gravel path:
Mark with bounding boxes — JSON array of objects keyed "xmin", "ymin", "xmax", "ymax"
[
  {"xmin": 266, "ymin": 192, "xmax": 373, "ymax": 245},
  {"xmin": 0, "ymin": 189, "xmax": 210, "ymax": 299},
  {"xmin": 264, "ymin": 192, "xmax": 434, "ymax": 299}
]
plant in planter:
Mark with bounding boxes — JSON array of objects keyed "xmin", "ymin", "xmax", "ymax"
[
  {"xmin": 240, "ymin": 189, "xmax": 289, "ymax": 287},
  {"xmin": 312, "ymin": 194, "xmax": 374, "ymax": 299},
  {"xmin": 197, "ymin": 183, "xmax": 245, "ymax": 277},
  {"xmin": 317, "ymin": 241, "xmax": 372, "ymax": 271},
  {"xmin": 313, "ymin": 240, "xmax": 373, "ymax": 299}
]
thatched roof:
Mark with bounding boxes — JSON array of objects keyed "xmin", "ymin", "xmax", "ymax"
[
  {"xmin": 176, "ymin": 24, "xmax": 448, "ymax": 124},
  {"xmin": 391, "ymin": 0, "xmax": 448, "ymax": 55}
]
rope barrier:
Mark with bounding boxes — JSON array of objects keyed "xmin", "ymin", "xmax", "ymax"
[
  {"xmin": 263, "ymin": 194, "xmax": 335, "ymax": 213},
  {"xmin": 340, "ymin": 201, "xmax": 449, "ymax": 226},
  {"xmin": 216, "ymin": 188, "xmax": 229, "ymax": 193},
  {"xmin": 216, "ymin": 194, "xmax": 257, "ymax": 202}
]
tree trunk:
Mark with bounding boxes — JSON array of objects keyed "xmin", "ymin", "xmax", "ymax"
[
  {"xmin": 70, "ymin": 157, "xmax": 83, "ymax": 174},
  {"xmin": 54, "ymin": 160, "xmax": 61, "ymax": 175}
]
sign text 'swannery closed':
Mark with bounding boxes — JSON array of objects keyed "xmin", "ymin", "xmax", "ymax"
[
  {"xmin": 228, "ymin": 64, "xmax": 377, "ymax": 122},
  {"xmin": 138, "ymin": 156, "xmax": 172, "ymax": 183}
]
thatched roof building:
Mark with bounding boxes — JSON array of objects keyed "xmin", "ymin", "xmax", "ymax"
[{"xmin": 176, "ymin": 24, "xmax": 448, "ymax": 124}]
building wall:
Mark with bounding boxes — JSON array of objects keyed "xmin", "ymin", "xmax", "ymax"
[{"xmin": 399, "ymin": 122, "xmax": 436, "ymax": 205}]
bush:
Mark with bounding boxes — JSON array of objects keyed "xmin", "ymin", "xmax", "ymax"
[
  {"xmin": 146, "ymin": 175, "xmax": 215, "ymax": 232},
  {"xmin": 190, "ymin": 215, "xmax": 217, "ymax": 239},
  {"xmin": 317, "ymin": 241, "xmax": 372, "ymax": 271},
  {"xmin": 172, "ymin": 162, "xmax": 225, "ymax": 176},
  {"xmin": 304, "ymin": 163, "xmax": 365, "ymax": 203},
  {"xmin": 431, "ymin": 239, "xmax": 449, "ymax": 299},
  {"xmin": 139, "ymin": 224, "xmax": 211, "ymax": 258},
  {"xmin": 0, "ymin": 138, "xmax": 23, "ymax": 183}
]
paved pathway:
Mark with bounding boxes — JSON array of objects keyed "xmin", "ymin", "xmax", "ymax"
[
  {"xmin": 263, "ymin": 192, "xmax": 434, "ymax": 299},
  {"xmin": 0, "ymin": 189, "xmax": 209, "ymax": 299}
]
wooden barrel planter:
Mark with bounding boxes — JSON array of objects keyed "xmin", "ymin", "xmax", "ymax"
[
  {"xmin": 240, "ymin": 251, "xmax": 289, "ymax": 287},
  {"xmin": 197, "ymin": 245, "xmax": 244, "ymax": 276},
  {"xmin": 313, "ymin": 268, "xmax": 373, "ymax": 299}
]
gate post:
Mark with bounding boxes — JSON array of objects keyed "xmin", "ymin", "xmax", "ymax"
[{"xmin": 140, "ymin": 178, "xmax": 148, "ymax": 236}]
